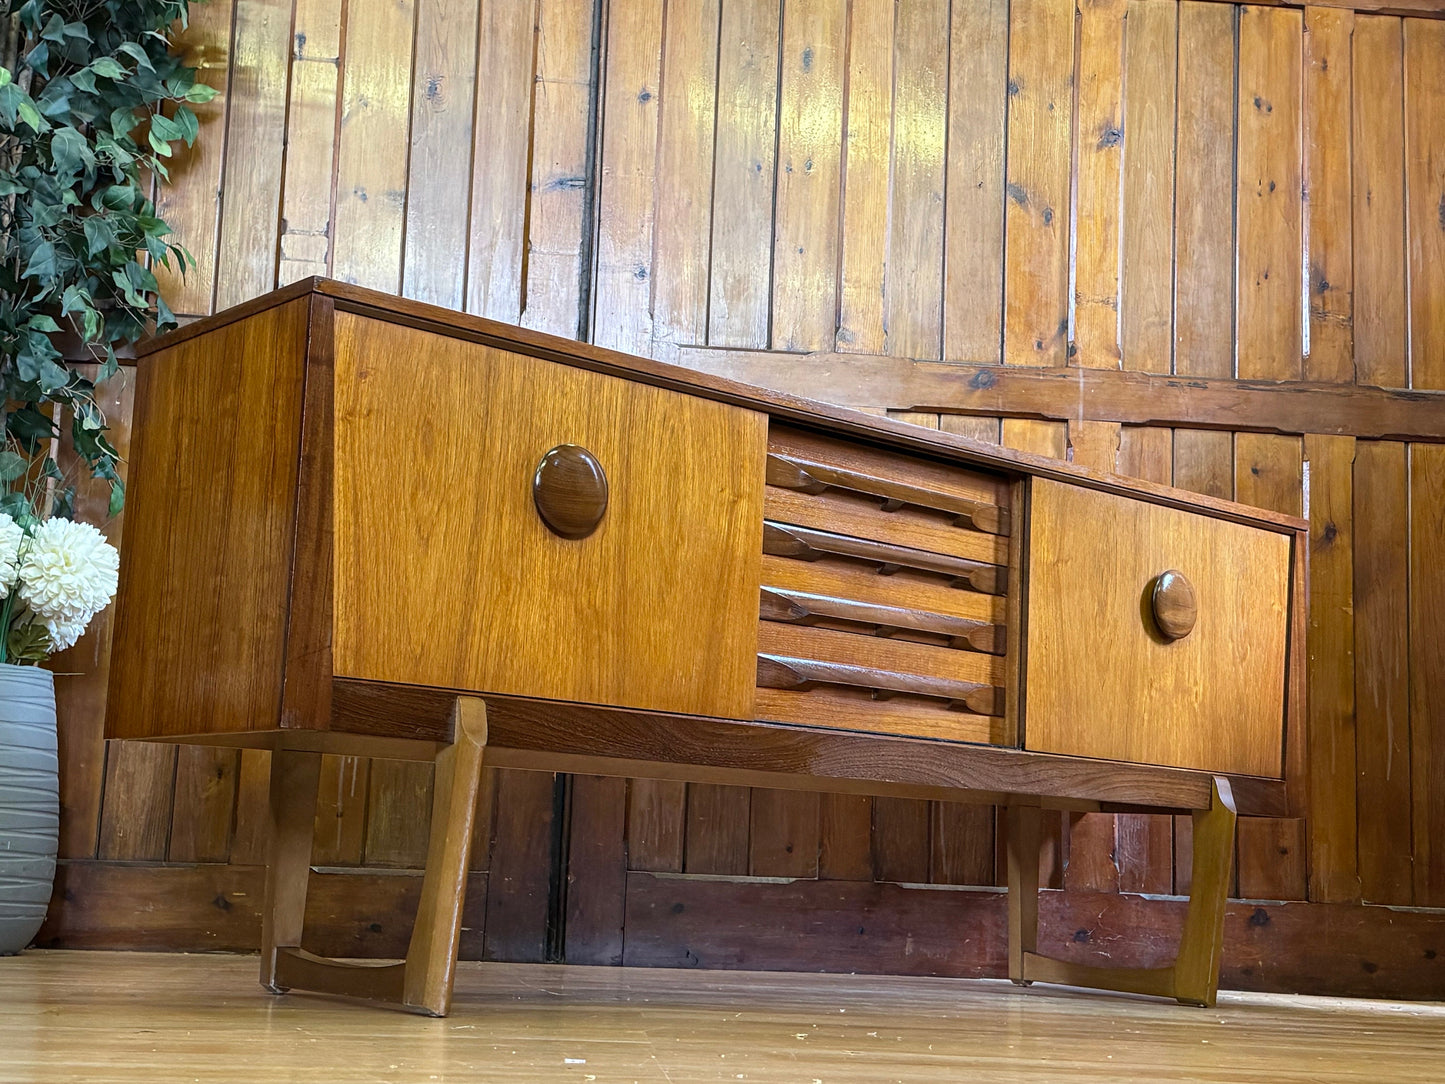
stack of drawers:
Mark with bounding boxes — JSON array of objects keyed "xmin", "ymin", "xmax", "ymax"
[{"xmin": 754, "ymin": 425, "xmax": 1016, "ymax": 747}]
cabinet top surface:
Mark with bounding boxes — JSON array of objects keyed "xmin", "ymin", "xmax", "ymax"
[{"xmin": 141, "ymin": 278, "xmax": 1305, "ymax": 534}]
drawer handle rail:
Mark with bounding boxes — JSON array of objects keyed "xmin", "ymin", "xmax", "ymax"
[
  {"xmin": 766, "ymin": 452, "xmax": 1010, "ymax": 536},
  {"xmin": 757, "ymin": 653, "xmax": 1005, "ymax": 717},
  {"xmin": 763, "ymin": 521, "xmax": 1006, "ymax": 596},
  {"xmin": 759, "ymin": 587, "xmax": 1006, "ymax": 655}
]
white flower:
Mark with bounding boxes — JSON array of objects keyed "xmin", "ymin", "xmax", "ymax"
[
  {"xmin": 16, "ymin": 517, "xmax": 119, "ymax": 627},
  {"xmin": 0, "ymin": 513, "xmax": 22, "ymax": 594},
  {"xmin": 42, "ymin": 613, "xmax": 90, "ymax": 652}
]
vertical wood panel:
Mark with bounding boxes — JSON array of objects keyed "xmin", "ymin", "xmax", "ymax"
[
  {"xmin": 1305, "ymin": 433, "xmax": 1359, "ymax": 903},
  {"xmin": 1120, "ymin": 0, "xmax": 1176, "ymax": 374},
  {"xmin": 709, "ymin": 0, "xmax": 780, "ymax": 349},
  {"xmin": 943, "ymin": 0, "xmax": 1008, "ymax": 362},
  {"xmin": 402, "ymin": 0, "xmax": 480, "ymax": 309},
  {"xmin": 884, "ymin": 0, "xmax": 947, "ymax": 361},
  {"xmin": 872, "ymin": 797, "xmax": 930, "ymax": 883},
  {"xmin": 771, "ymin": 0, "xmax": 845, "ymax": 353},
  {"xmin": 96, "ymin": 744, "xmax": 175, "ymax": 862},
  {"xmin": 1003, "ymin": 0, "xmax": 1074, "ymax": 367},
  {"xmin": 819, "ymin": 793, "xmax": 873, "ymax": 880},
  {"xmin": 213, "ymin": 0, "xmax": 292, "ymax": 308},
  {"xmin": 167, "ymin": 747, "xmax": 238, "ymax": 863},
  {"xmin": 1173, "ymin": 1, "xmax": 1236, "ymax": 378},
  {"xmin": 565, "ymin": 775, "xmax": 627, "ymax": 966},
  {"xmin": 1403, "ymin": 19, "xmax": 1445, "ymax": 390},
  {"xmin": 1236, "ymin": 5, "xmax": 1303, "ymax": 381},
  {"xmin": 1354, "ymin": 441, "xmax": 1413, "ymax": 905},
  {"xmin": 331, "ymin": 0, "xmax": 417, "ymax": 291},
  {"xmin": 465, "ymin": 0, "xmax": 537, "ymax": 322},
  {"xmin": 483, "ymin": 770, "xmax": 557, "ymax": 962},
  {"xmin": 521, "ymin": 0, "xmax": 598, "ymax": 338},
  {"xmin": 155, "ymin": 0, "xmax": 234, "ymax": 314},
  {"xmin": 929, "ymin": 803, "xmax": 994, "ymax": 886},
  {"xmin": 1351, "ymin": 16, "xmax": 1407, "ymax": 389},
  {"xmin": 749, "ymin": 790, "xmax": 820, "ymax": 878},
  {"xmin": 1409, "ymin": 444, "xmax": 1445, "ymax": 906},
  {"xmin": 1302, "ymin": 8, "xmax": 1353, "ymax": 385},
  {"xmin": 652, "ymin": 0, "xmax": 721, "ymax": 359},
  {"xmin": 836, "ymin": 0, "xmax": 893, "ymax": 355},
  {"xmin": 626, "ymin": 779, "xmax": 686, "ymax": 872},
  {"xmin": 1072, "ymin": 0, "xmax": 1125, "ymax": 370},
  {"xmin": 684, "ymin": 784, "xmax": 750, "ymax": 875},
  {"xmin": 277, "ymin": 0, "xmax": 343, "ymax": 285},
  {"xmin": 364, "ymin": 763, "xmax": 433, "ymax": 868},
  {"xmin": 312, "ymin": 754, "xmax": 369, "ymax": 866},
  {"xmin": 593, "ymin": 0, "xmax": 665, "ymax": 355},
  {"xmin": 1234, "ymin": 431, "xmax": 1307, "ymax": 902}
]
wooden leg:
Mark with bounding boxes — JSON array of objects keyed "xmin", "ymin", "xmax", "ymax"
[
  {"xmin": 401, "ymin": 696, "xmax": 489, "ymax": 1015},
  {"xmin": 261, "ymin": 748, "xmax": 322, "ymax": 992},
  {"xmin": 1010, "ymin": 777, "xmax": 1237, "ymax": 1008},
  {"xmin": 1005, "ymin": 802, "xmax": 1041, "ymax": 986},
  {"xmin": 1172, "ymin": 776, "xmax": 1238, "ymax": 1006},
  {"xmin": 265, "ymin": 697, "xmax": 489, "ymax": 1016}
]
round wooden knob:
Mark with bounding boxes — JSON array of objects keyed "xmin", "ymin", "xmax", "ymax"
[
  {"xmin": 1151, "ymin": 570, "xmax": 1197, "ymax": 641},
  {"xmin": 533, "ymin": 444, "xmax": 608, "ymax": 539}
]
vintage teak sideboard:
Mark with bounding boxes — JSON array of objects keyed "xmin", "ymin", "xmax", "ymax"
[{"xmin": 105, "ymin": 280, "xmax": 1307, "ymax": 1016}]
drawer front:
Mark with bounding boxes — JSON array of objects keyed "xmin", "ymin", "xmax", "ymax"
[
  {"xmin": 331, "ymin": 313, "xmax": 766, "ymax": 718},
  {"xmin": 753, "ymin": 425, "xmax": 1014, "ymax": 746},
  {"xmin": 1024, "ymin": 479, "xmax": 1291, "ymax": 777}
]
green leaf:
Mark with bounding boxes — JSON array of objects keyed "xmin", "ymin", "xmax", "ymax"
[
  {"xmin": 83, "ymin": 215, "xmax": 116, "ymax": 255},
  {"xmin": 117, "ymin": 42, "xmax": 154, "ymax": 70},
  {"xmin": 0, "ymin": 452, "xmax": 27, "ymax": 483},
  {"xmin": 90, "ymin": 57, "xmax": 127, "ymax": 81},
  {"xmin": 108, "ymin": 479, "xmax": 125, "ymax": 518},
  {"xmin": 184, "ymin": 82, "xmax": 217, "ymax": 104},
  {"xmin": 0, "ymin": 68, "xmax": 11, "ymax": 87},
  {"xmin": 25, "ymin": 314, "xmax": 61, "ymax": 333},
  {"xmin": 16, "ymin": 96, "xmax": 45, "ymax": 133},
  {"xmin": 24, "ymin": 241, "xmax": 57, "ymax": 280},
  {"xmin": 149, "ymin": 112, "xmax": 183, "ymax": 140}
]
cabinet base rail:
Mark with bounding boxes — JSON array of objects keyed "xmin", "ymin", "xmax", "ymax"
[{"xmin": 257, "ymin": 700, "xmax": 1237, "ymax": 1016}]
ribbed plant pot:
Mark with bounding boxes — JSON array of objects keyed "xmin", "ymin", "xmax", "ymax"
[{"xmin": 0, "ymin": 663, "xmax": 57, "ymax": 955}]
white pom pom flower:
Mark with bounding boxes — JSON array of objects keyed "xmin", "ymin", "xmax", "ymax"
[
  {"xmin": 41, "ymin": 613, "xmax": 90, "ymax": 653},
  {"xmin": 15, "ymin": 518, "xmax": 120, "ymax": 629},
  {"xmin": 0, "ymin": 512, "xmax": 23, "ymax": 595}
]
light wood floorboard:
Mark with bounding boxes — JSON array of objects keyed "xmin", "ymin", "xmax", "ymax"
[{"xmin": 1, "ymin": 951, "xmax": 1442, "ymax": 1082}]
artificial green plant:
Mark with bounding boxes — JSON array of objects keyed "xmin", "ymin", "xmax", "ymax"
[{"xmin": 0, "ymin": 0, "xmax": 211, "ymax": 523}]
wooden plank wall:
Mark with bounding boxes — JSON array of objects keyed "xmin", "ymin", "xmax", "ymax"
[{"xmin": 45, "ymin": 0, "xmax": 1445, "ymax": 988}]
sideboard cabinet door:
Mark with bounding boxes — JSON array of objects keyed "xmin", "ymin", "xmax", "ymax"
[
  {"xmin": 330, "ymin": 313, "xmax": 767, "ymax": 719},
  {"xmin": 1022, "ymin": 479, "xmax": 1291, "ymax": 777}
]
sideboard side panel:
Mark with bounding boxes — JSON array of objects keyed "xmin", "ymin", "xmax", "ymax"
[
  {"xmin": 106, "ymin": 297, "xmax": 312, "ymax": 739},
  {"xmin": 330, "ymin": 313, "xmax": 767, "ymax": 720}
]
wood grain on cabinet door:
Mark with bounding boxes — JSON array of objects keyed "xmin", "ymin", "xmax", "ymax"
[
  {"xmin": 330, "ymin": 313, "xmax": 767, "ymax": 719},
  {"xmin": 1024, "ymin": 479, "xmax": 1290, "ymax": 777}
]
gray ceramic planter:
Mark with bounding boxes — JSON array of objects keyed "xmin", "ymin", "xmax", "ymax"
[{"xmin": 0, "ymin": 662, "xmax": 57, "ymax": 955}]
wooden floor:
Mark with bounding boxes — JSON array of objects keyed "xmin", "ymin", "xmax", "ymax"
[{"xmin": 1, "ymin": 952, "xmax": 1442, "ymax": 1082}]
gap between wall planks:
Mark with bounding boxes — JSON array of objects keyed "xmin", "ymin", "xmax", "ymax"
[{"xmin": 57, "ymin": 0, "xmax": 1445, "ymax": 974}]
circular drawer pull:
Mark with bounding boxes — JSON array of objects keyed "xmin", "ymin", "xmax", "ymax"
[
  {"xmin": 533, "ymin": 444, "xmax": 608, "ymax": 539},
  {"xmin": 1151, "ymin": 570, "xmax": 1197, "ymax": 641}
]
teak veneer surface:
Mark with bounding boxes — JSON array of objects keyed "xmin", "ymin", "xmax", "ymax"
[
  {"xmin": 330, "ymin": 312, "xmax": 766, "ymax": 719},
  {"xmin": 108, "ymin": 297, "xmax": 311, "ymax": 740},
  {"xmin": 1026, "ymin": 480, "xmax": 1291, "ymax": 778}
]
